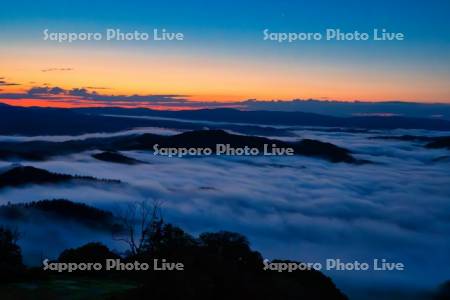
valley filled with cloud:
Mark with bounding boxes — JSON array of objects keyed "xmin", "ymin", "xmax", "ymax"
[{"xmin": 1, "ymin": 123, "xmax": 449, "ymax": 299}]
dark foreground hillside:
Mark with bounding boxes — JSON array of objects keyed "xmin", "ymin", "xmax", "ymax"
[{"xmin": 0, "ymin": 200, "xmax": 348, "ymax": 300}]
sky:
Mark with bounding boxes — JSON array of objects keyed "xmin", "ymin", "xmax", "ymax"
[{"xmin": 0, "ymin": 0, "xmax": 449, "ymax": 108}]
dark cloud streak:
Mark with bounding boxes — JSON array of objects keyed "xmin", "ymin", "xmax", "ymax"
[
  {"xmin": 41, "ymin": 68, "xmax": 73, "ymax": 72},
  {"xmin": 0, "ymin": 85, "xmax": 449, "ymax": 118},
  {"xmin": 0, "ymin": 79, "xmax": 20, "ymax": 86}
]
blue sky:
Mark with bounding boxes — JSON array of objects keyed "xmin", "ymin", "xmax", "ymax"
[{"xmin": 0, "ymin": 0, "xmax": 449, "ymax": 104}]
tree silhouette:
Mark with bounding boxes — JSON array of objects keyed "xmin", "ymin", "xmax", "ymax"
[
  {"xmin": 58, "ymin": 242, "xmax": 119, "ymax": 263},
  {"xmin": 0, "ymin": 226, "xmax": 24, "ymax": 281},
  {"xmin": 113, "ymin": 199, "xmax": 163, "ymax": 256}
]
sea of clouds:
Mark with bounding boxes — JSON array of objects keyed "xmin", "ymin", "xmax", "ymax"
[{"xmin": 0, "ymin": 126, "xmax": 449, "ymax": 299}]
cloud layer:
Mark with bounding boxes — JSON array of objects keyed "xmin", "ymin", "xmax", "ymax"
[
  {"xmin": 0, "ymin": 127, "xmax": 449, "ymax": 299},
  {"xmin": 1, "ymin": 85, "xmax": 450, "ymax": 120}
]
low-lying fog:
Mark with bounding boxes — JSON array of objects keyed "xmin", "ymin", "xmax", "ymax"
[{"xmin": 1, "ymin": 126, "xmax": 449, "ymax": 299}]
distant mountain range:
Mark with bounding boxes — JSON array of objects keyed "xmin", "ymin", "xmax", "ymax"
[
  {"xmin": 1, "ymin": 104, "xmax": 450, "ymax": 136},
  {"xmin": 371, "ymin": 135, "xmax": 450, "ymax": 149},
  {"xmin": 240, "ymin": 99, "xmax": 450, "ymax": 120},
  {"xmin": 76, "ymin": 106, "xmax": 450, "ymax": 130}
]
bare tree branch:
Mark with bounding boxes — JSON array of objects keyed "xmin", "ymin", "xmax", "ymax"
[{"xmin": 112, "ymin": 199, "xmax": 163, "ymax": 256}]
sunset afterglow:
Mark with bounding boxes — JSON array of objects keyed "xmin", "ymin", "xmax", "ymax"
[{"xmin": 1, "ymin": 0, "xmax": 449, "ymax": 109}]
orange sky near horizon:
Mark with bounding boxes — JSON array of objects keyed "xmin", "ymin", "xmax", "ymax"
[{"xmin": 1, "ymin": 44, "xmax": 450, "ymax": 107}]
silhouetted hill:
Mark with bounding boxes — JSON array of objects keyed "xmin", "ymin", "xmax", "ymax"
[
  {"xmin": 432, "ymin": 156, "xmax": 450, "ymax": 162},
  {"xmin": 126, "ymin": 228, "xmax": 348, "ymax": 300},
  {"xmin": 370, "ymin": 134, "xmax": 450, "ymax": 151},
  {"xmin": 426, "ymin": 137, "xmax": 450, "ymax": 149},
  {"xmin": 370, "ymin": 135, "xmax": 436, "ymax": 142},
  {"xmin": 125, "ymin": 130, "xmax": 357, "ymax": 163},
  {"xmin": 0, "ymin": 198, "xmax": 348, "ymax": 300},
  {"xmin": 51, "ymin": 229, "xmax": 348, "ymax": 300},
  {"xmin": 0, "ymin": 104, "xmax": 164, "ymax": 135},
  {"xmin": 1, "ymin": 105, "xmax": 450, "ymax": 136},
  {"xmin": 77, "ymin": 106, "xmax": 450, "ymax": 130},
  {"xmin": 0, "ymin": 137, "xmax": 133, "ymax": 160},
  {"xmin": 240, "ymin": 99, "xmax": 450, "ymax": 120},
  {"xmin": 0, "ymin": 199, "xmax": 118, "ymax": 231},
  {"xmin": 0, "ymin": 166, "xmax": 120, "ymax": 189},
  {"xmin": 0, "ymin": 104, "xmax": 291, "ymax": 137},
  {"xmin": 0, "ymin": 227, "xmax": 24, "ymax": 282},
  {"xmin": 433, "ymin": 281, "xmax": 450, "ymax": 300},
  {"xmin": 58, "ymin": 242, "xmax": 120, "ymax": 263},
  {"xmin": 0, "ymin": 130, "xmax": 359, "ymax": 163},
  {"xmin": 92, "ymin": 151, "xmax": 143, "ymax": 164}
]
